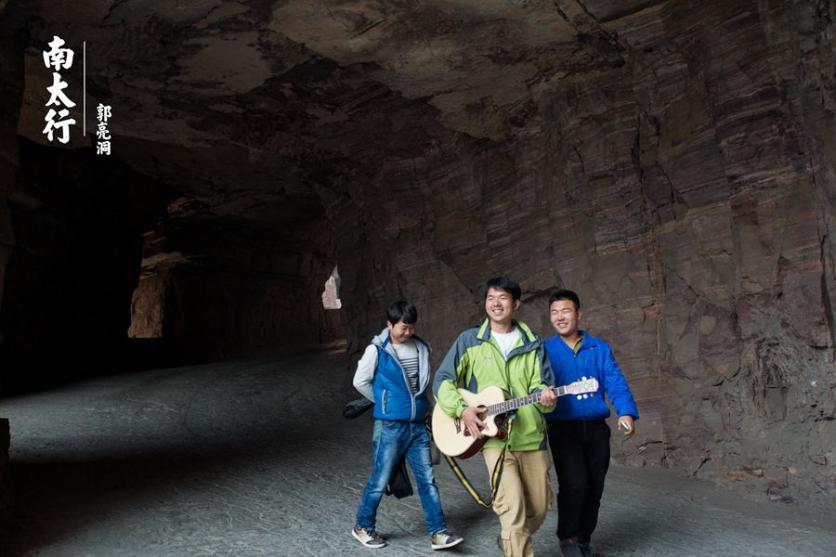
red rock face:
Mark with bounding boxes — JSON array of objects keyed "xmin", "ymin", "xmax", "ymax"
[
  {"xmin": 0, "ymin": 0, "xmax": 833, "ymax": 507},
  {"xmin": 313, "ymin": 1, "xmax": 836, "ymax": 505}
]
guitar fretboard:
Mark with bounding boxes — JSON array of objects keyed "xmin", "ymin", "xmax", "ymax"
[{"xmin": 486, "ymin": 386, "xmax": 568, "ymax": 415}]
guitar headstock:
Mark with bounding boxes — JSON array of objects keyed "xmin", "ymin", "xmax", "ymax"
[{"xmin": 565, "ymin": 377, "xmax": 599, "ymax": 395}]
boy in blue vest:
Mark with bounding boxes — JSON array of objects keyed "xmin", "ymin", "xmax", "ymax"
[
  {"xmin": 543, "ymin": 290, "xmax": 639, "ymax": 557},
  {"xmin": 352, "ymin": 301, "xmax": 463, "ymax": 551}
]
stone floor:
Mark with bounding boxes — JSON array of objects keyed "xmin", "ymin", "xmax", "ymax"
[{"xmin": 1, "ymin": 348, "xmax": 834, "ymax": 556}]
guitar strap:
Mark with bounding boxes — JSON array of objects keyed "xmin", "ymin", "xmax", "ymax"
[{"xmin": 437, "ymin": 419, "xmax": 514, "ymax": 509}]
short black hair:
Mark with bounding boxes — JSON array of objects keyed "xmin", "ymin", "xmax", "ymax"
[
  {"xmin": 387, "ymin": 300, "xmax": 418, "ymax": 325},
  {"xmin": 485, "ymin": 276, "xmax": 522, "ymax": 301},
  {"xmin": 548, "ymin": 289, "xmax": 581, "ymax": 310}
]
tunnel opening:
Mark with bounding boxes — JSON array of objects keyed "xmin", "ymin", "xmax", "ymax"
[
  {"xmin": 321, "ymin": 265, "xmax": 342, "ymax": 310},
  {"xmin": 0, "ymin": 136, "xmax": 346, "ymax": 394},
  {"xmin": 320, "ymin": 265, "xmax": 345, "ymax": 350},
  {"xmin": 0, "ymin": 138, "xmax": 172, "ymax": 394},
  {"xmin": 123, "ymin": 194, "xmax": 346, "ymax": 364}
]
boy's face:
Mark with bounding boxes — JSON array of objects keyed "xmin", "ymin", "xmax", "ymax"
[
  {"xmin": 549, "ymin": 299, "xmax": 581, "ymax": 337},
  {"xmin": 485, "ymin": 287, "xmax": 519, "ymax": 325},
  {"xmin": 387, "ymin": 319, "xmax": 415, "ymax": 345}
]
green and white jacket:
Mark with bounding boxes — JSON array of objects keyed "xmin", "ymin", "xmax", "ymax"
[{"xmin": 432, "ymin": 319, "xmax": 555, "ymax": 451}]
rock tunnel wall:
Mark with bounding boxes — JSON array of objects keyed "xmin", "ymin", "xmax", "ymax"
[{"xmin": 320, "ymin": 1, "xmax": 836, "ymax": 505}]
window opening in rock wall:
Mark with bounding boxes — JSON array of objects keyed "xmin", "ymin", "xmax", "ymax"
[{"xmin": 322, "ymin": 265, "xmax": 341, "ymax": 310}]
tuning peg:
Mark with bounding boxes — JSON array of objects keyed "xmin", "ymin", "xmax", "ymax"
[
  {"xmin": 576, "ymin": 395, "xmax": 582, "ymax": 400},
  {"xmin": 583, "ymin": 394, "xmax": 589, "ymax": 399}
]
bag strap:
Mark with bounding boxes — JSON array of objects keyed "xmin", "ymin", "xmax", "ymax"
[{"xmin": 436, "ymin": 418, "xmax": 513, "ymax": 509}]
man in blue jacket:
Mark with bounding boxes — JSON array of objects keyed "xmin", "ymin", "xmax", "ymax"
[
  {"xmin": 544, "ymin": 290, "xmax": 639, "ymax": 557},
  {"xmin": 351, "ymin": 301, "xmax": 463, "ymax": 551}
]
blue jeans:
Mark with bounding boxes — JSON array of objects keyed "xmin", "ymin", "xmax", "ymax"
[{"xmin": 356, "ymin": 420, "xmax": 447, "ymax": 535}]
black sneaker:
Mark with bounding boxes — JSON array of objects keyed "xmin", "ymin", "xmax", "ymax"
[
  {"xmin": 430, "ymin": 530, "xmax": 464, "ymax": 550},
  {"xmin": 579, "ymin": 542, "xmax": 597, "ymax": 557},
  {"xmin": 352, "ymin": 526, "xmax": 387, "ymax": 549},
  {"xmin": 560, "ymin": 539, "xmax": 584, "ymax": 557}
]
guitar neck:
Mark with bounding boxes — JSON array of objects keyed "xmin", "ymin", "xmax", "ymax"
[{"xmin": 486, "ymin": 386, "xmax": 568, "ymax": 415}]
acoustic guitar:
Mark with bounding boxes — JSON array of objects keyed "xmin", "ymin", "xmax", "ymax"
[{"xmin": 432, "ymin": 378, "xmax": 599, "ymax": 458}]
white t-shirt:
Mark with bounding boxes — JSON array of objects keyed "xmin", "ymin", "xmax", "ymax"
[{"xmin": 492, "ymin": 328, "xmax": 521, "ymax": 359}]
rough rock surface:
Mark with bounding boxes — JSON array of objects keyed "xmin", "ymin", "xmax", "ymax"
[{"xmin": 0, "ymin": 0, "xmax": 833, "ymax": 507}]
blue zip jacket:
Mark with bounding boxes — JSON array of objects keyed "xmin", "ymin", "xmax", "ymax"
[
  {"xmin": 543, "ymin": 332, "xmax": 639, "ymax": 421},
  {"xmin": 370, "ymin": 330, "xmax": 431, "ymax": 422}
]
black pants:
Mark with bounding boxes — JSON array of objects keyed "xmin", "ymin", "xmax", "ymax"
[{"xmin": 546, "ymin": 419, "xmax": 611, "ymax": 543}]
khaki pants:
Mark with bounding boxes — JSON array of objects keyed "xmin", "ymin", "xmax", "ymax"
[{"xmin": 483, "ymin": 448, "xmax": 552, "ymax": 557}]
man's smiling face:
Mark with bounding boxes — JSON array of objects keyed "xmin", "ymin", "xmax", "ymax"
[
  {"xmin": 485, "ymin": 287, "xmax": 519, "ymax": 326},
  {"xmin": 549, "ymin": 298, "xmax": 580, "ymax": 337}
]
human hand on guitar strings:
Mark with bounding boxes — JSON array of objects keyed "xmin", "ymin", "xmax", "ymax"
[
  {"xmin": 461, "ymin": 406, "xmax": 486, "ymax": 439},
  {"xmin": 538, "ymin": 386, "xmax": 557, "ymax": 407}
]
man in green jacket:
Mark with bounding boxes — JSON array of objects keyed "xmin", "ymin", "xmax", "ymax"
[{"xmin": 433, "ymin": 276, "xmax": 556, "ymax": 557}]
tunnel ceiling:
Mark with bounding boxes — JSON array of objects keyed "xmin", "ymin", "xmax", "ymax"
[{"xmin": 11, "ymin": 0, "xmax": 631, "ymax": 220}]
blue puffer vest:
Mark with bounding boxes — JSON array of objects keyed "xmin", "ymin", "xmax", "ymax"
[{"xmin": 371, "ymin": 331, "xmax": 431, "ymax": 422}]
